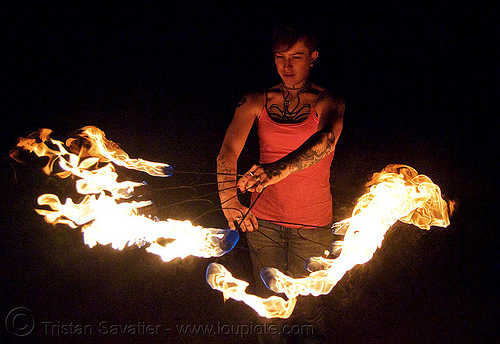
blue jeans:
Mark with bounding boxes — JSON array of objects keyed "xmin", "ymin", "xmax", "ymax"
[{"xmin": 246, "ymin": 219, "xmax": 334, "ymax": 343}]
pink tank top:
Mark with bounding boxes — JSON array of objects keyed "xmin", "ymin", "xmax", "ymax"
[{"xmin": 250, "ymin": 93, "xmax": 334, "ymax": 228}]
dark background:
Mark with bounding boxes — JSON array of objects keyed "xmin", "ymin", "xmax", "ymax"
[{"xmin": 1, "ymin": 1, "xmax": 497, "ymax": 343}]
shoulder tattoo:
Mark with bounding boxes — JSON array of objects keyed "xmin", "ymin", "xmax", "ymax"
[{"xmin": 237, "ymin": 97, "xmax": 247, "ymax": 108}]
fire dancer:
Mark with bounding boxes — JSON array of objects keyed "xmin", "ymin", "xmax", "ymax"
[{"xmin": 217, "ymin": 22, "xmax": 344, "ymax": 343}]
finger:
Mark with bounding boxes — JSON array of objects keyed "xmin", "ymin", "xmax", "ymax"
[
  {"xmin": 243, "ymin": 219, "xmax": 254, "ymax": 232},
  {"xmin": 248, "ymin": 165, "xmax": 259, "ymax": 174},
  {"xmin": 233, "ymin": 220, "xmax": 242, "ymax": 231},
  {"xmin": 244, "ymin": 168, "xmax": 258, "ymax": 180},
  {"xmin": 246, "ymin": 180, "xmax": 260, "ymax": 192},
  {"xmin": 238, "ymin": 175, "xmax": 254, "ymax": 192},
  {"xmin": 239, "ymin": 165, "xmax": 261, "ymax": 190},
  {"xmin": 238, "ymin": 221, "xmax": 248, "ymax": 232},
  {"xmin": 255, "ymin": 180, "xmax": 268, "ymax": 193},
  {"xmin": 237, "ymin": 177, "xmax": 246, "ymax": 191},
  {"xmin": 248, "ymin": 212, "xmax": 259, "ymax": 231},
  {"xmin": 236, "ymin": 211, "xmax": 257, "ymax": 232},
  {"xmin": 241, "ymin": 181, "xmax": 257, "ymax": 193}
]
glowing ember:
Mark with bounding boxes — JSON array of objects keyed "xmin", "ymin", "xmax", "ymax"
[
  {"xmin": 10, "ymin": 126, "xmax": 238, "ymax": 262},
  {"xmin": 207, "ymin": 164, "xmax": 452, "ymax": 317}
]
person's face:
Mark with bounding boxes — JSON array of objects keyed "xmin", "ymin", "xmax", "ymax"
[{"xmin": 274, "ymin": 39, "xmax": 318, "ymax": 88}]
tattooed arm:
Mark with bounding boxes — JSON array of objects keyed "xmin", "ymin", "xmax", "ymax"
[
  {"xmin": 238, "ymin": 91, "xmax": 344, "ymax": 193},
  {"xmin": 217, "ymin": 92, "xmax": 262, "ymax": 231}
]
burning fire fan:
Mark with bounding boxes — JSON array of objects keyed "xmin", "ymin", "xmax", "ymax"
[
  {"xmin": 10, "ymin": 127, "xmax": 454, "ymax": 319},
  {"xmin": 9, "ymin": 126, "xmax": 239, "ymax": 262}
]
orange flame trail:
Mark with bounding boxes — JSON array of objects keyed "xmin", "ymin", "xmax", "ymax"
[
  {"xmin": 206, "ymin": 164, "xmax": 452, "ymax": 317},
  {"xmin": 10, "ymin": 126, "xmax": 237, "ymax": 262}
]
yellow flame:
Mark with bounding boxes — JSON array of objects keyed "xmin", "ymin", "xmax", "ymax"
[
  {"xmin": 267, "ymin": 164, "xmax": 450, "ymax": 299},
  {"xmin": 12, "ymin": 128, "xmax": 453, "ymax": 319},
  {"xmin": 66, "ymin": 126, "xmax": 172, "ymax": 177},
  {"xmin": 207, "ymin": 164, "xmax": 452, "ymax": 317},
  {"xmin": 12, "ymin": 127, "xmax": 231, "ymax": 262},
  {"xmin": 206, "ymin": 263, "xmax": 297, "ymax": 319}
]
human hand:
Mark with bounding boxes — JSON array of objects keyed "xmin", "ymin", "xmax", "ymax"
[
  {"xmin": 237, "ymin": 164, "xmax": 287, "ymax": 193},
  {"xmin": 222, "ymin": 200, "xmax": 258, "ymax": 232}
]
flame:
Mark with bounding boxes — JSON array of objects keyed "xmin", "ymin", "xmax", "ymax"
[
  {"xmin": 207, "ymin": 164, "xmax": 452, "ymax": 317},
  {"xmin": 66, "ymin": 126, "xmax": 173, "ymax": 177},
  {"xmin": 11, "ymin": 126, "xmax": 237, "ymax": 262},
  {"xmin": 12, "ymin": 128, "xmax": 453, "ymax": 319},
  {"xmin": 206, "ymin": 262, "xmax": 297, "ymax": 319}
]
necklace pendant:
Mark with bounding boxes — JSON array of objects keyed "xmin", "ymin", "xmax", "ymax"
[{"xmin": 284, "ymin": 100, "xmax": 291, "ymax": 107}]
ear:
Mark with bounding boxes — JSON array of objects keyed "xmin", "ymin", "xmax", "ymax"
[{"xmin": 310, "ymin": 51, "xmax": 319, "ymax": 66}]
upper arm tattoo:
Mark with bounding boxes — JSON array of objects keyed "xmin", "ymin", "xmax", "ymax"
[{"xmin": 237, "ymin": 97, "xmax": 247, "ymax": 108}]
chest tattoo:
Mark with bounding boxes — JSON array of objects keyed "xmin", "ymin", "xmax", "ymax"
[{"xmin": 268, "ymin": 95, "xmax": 312, "ymax": 124}]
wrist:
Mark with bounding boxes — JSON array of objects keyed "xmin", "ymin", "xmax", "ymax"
[
  {"xmin": 219, "ymin": 189, "xmax": 237, "ymax": 200},
  {"xmin": 221, "ymin": 199, "xmax": 240, "ymax": 208},
  {"xmin": 264, "ymin": 160, "xmax": 289, "ymax": 179}
]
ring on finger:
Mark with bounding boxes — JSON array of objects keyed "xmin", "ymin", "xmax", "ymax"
[{"xmin": 248, "ymin": 171, "xmax": 254, "ymax": 177}]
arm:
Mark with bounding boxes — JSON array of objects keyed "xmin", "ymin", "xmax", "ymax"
[
  {"xmin": 217, "ymin": 93, "xmax": 262, "ymax": 231},
  {"xmin": 239, "ymin": 91, "xmax": 344, "ymax": 193}
]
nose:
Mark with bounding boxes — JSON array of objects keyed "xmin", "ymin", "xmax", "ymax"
[{"xmin": 284, "ymin": 57, "xmax": 293, "ymax": 70}]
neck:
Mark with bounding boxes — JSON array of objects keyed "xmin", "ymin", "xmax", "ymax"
[{"xmin": 282, "ymin": 80, "xmax": 309, "ymax": 91}]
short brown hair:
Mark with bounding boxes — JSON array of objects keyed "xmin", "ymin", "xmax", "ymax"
[{"xmin": 272, "ymin": 23, "xmax": 317, "ymax": 54}]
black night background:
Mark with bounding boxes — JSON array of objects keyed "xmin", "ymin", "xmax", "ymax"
[{"xmin": 1, "ymin": 1, "xmax": 497, "ymax": 343}]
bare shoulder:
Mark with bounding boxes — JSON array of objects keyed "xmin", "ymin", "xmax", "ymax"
[
  {"xmin": 313, "ymin": 86, "xmax": 345, "ymax": 115},
  {"xmin": 237, "ymin": 91, "xmax": 266, "ymax": 112}
]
